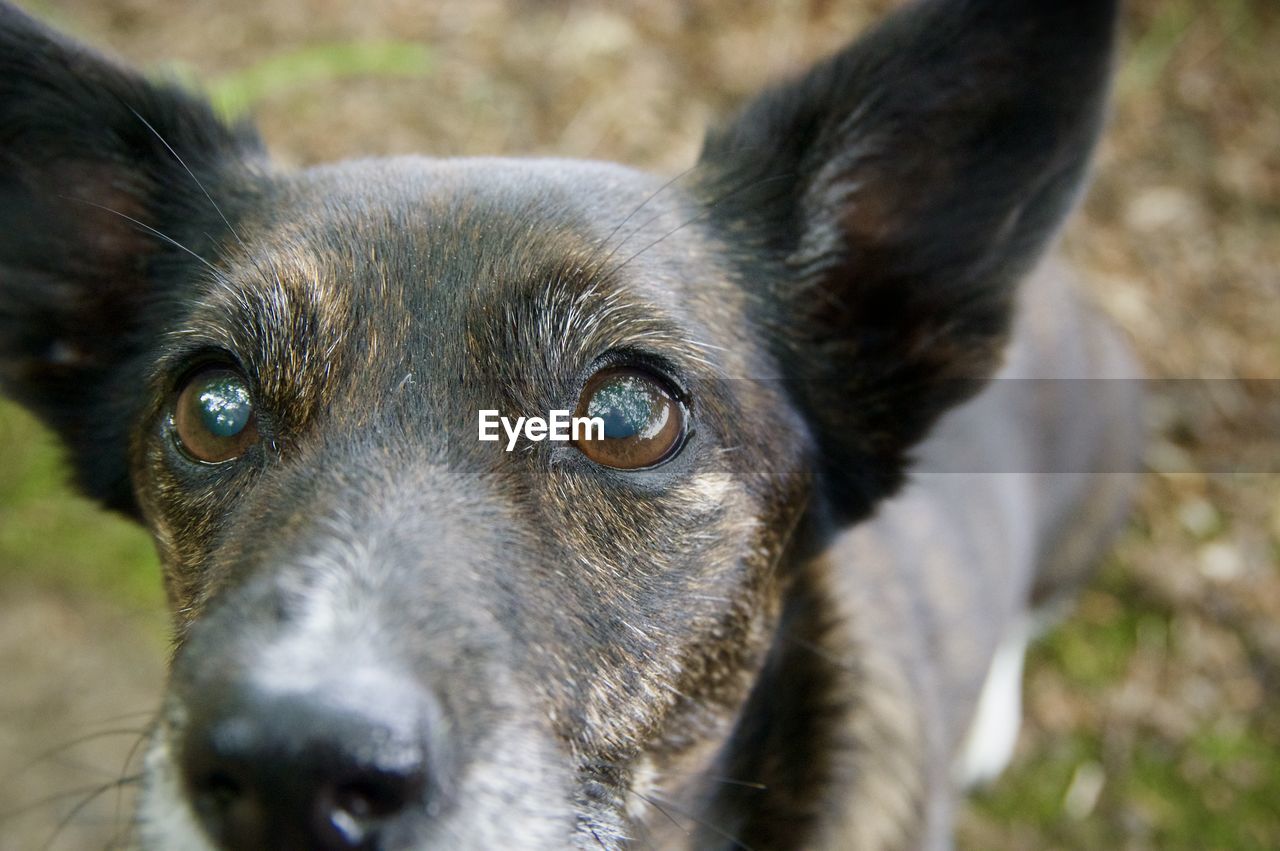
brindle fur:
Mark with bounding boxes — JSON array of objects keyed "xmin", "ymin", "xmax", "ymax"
[{"xmin": 0, "ymin": 1, "xmax": 1139, "ymax": 848}]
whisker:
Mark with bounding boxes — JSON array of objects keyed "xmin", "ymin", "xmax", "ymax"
[
  {"xmin": 609, "ymin": 172, "xmax": 797, "ymax": 277},
  {"xmin": 0, "ymin": 776, "xmax": 135, "ymax": 822},
  {"xmin": 592, "ymin": 166, "xmax": 697, "ymax": 268},
  {"xmin": 15, "ymin": 728, "xmax": 149, "ymax": 780},
  {"xmin": 631, "ymin": 790, "xmax": 691, "ymax": 837},
  {"xmin": 640, "ymin": 792, "xmax": 756, "ymax": 851},
  {"xmin": 580, "ymin": 756, "xmax": 766, "ymax": 850},
  {"xmin": 113, "ymin": 725, "xmax": 154, "ymax": 849},
  {"xmin": 649, "ymin": 770, "xmax": 767, "ymax": 791},
  {"xmin": 59, "ymin": 196, "xmax": 221, "ymax": 276},
  {"xmin": 782, "ymin": 631, "xmax": 855, "ymax": 673},
  {"xmin": 39, "ymin": 775, "xmax": 142, "ymax": 851},
  {"xmin": 128, "ymin": 105, "xmax": 248, "ymax": 252},
  {"xmin": 581, "ymin": 758, "xmax": 766, "ymax": 791},
  {"xmin": 82, "ymin": 710, "xmax": 161, "ymax": 727}
]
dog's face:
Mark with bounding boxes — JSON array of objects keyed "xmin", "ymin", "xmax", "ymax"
[
  {"xmin": 134, "ymin": 159, "xmax": 814, "ymax": 848},
  {"xmin": 0, "ymin": 1, "xmax": 1117, "ymax": 848}
]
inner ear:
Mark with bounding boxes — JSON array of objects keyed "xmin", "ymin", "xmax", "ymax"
[{"xmin": 693, "ymin": 0, "xmax": 1119, "ymax": 521}]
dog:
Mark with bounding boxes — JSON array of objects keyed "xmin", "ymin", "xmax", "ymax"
[{"xmin": 0, "ymin": 0, "xmax": 1142, "ymax": 848}]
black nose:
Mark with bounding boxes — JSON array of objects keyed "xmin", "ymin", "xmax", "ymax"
[{"xmin": 180, "ymin": 678, "xmax": 437, "ymax": 851}]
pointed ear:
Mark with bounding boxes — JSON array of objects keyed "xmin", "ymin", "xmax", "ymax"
[
  {"xmin": 0, "ymin": 3, "xmax": 264, "ymax": 515},
  {"xmin": 695, "ymin": 0, "xmax": 1118, "ymax": 521}
]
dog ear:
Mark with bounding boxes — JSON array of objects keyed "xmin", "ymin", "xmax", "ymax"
[
  {"xmin": 695, "ymin": 0, "xmax": 1118, "ymax": 522},
  {"xmin": 0, "ymin": 4, "xmax": 263, "ymax": 515}
]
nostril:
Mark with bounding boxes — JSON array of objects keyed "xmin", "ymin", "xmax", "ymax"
[
  {"xmin": 199, "ymin": 769, "xmax": 246, "ymax": 809},
  {"xmin": 333, "ymin": 770, "xmax": 419, "ymax": 819},
  {"xmin": 314, "ymin": 770, "xmax": 423, "ymax": 848},
  {"xmin": 187, "ymin": 763, "xmax": 272, "ymax": 849}
]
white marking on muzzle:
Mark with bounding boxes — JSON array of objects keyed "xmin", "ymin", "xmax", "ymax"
[{"xmin": 136, "ymin": 721, "xmax": 218, "ymax": 851}]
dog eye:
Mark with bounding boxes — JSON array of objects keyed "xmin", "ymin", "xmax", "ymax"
[
  {"xmin": 573, "ymin": 367, "xmax": 686, "ymax": 470},
  {"xmin": 173, "ymin": 367, "xmax": 259, "ymax": 463}
]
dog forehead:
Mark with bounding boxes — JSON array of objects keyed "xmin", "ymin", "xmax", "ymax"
[
  {"xmin": 209, "ymin": 157, "xmax": 733, "ymax": 362},
  {"xmin": 236, "ymin": 157, "xmax": 706, "ymax": 313},
  {"xmin": 282, "ymin": 155, "xmax": 681, "ymax": 247}
]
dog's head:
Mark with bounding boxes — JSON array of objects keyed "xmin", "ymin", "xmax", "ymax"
[{"xmin": 0, "ymin": 1, "xmax": 1116, "ymax": 848}]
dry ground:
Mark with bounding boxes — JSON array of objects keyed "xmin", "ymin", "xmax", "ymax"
[{"xmin": 0, "ymin": 0, "xmax": 1276, "ymax": 848}]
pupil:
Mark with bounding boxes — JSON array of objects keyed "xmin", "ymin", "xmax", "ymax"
[
  {"xmin": 599, "ymin": 408, "xmax": 638, "ymax": 440},
  {"xmin": 588, "ymin": 375, "xmax": 664, "ymax": 440},
  {"xmin": 197, "ymin": 376, "xmax": 251, "ymax": 438}
]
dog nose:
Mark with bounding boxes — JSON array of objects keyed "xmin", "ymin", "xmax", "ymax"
[{"xmin": 180, "ymin": 679, "xmax": 437, "ymax": 851}]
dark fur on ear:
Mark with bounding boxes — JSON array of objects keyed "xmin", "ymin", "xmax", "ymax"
[
  {"xmin": 696, "ymin": 0, "xmax": 1118, "ymax": 523},
  {"xmin": 0, "ymin": 2, "xmax": 262, "ymax": 514}
]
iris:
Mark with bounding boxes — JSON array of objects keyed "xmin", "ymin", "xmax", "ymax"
[
  {"xmin": 574, "ymin": 367, "xmax": 685, "ymax": 470},
  {"xmin": 173, "ymin": 367, "xmax": 258, "ymax": 463},
  {"xmin": 587, "ymin": 373, "xmax": 669, "ymax": 441},
  {"xmin": 196, "ymin": 375, "xmax": 253, "ymax": 437}
]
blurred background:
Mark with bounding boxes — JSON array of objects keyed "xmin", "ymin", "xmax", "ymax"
[{"xmin": 0, "ymin": 0, "xmax": 1276, "ymax": 848}]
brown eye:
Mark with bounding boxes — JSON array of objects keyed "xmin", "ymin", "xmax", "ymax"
[
  {"xmin": 173, "ymin": 367, "xmax": 259, "ymax": 463},
  {"xmin": 573, "ymin": 367, "xmax": 686, "ymax": 470}
]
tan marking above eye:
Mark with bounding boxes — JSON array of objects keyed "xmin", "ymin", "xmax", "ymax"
[
  {"xmin": 172, "ymin": 367, "xmax": 259, "ymax": 464},
  {"xmin": 573, "ymin": 367, "xmax": 686, "ymax": 470}
]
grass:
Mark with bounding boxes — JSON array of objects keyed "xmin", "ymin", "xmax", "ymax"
[
  {"xmin": 0, "ymin": 401, "xmax": 161, "ymax": 608},
  {"xmin": 965, "ymin": 558, "xmax": 1280, "ymax": 849},
  {"xmin": 178, "ymin": 41, "xmax": 434, "ymax": 120}
]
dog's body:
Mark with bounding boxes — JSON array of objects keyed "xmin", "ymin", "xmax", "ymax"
[{"xmin": 0, "ymin": 1, "xmax": 1140, "ymax": 849}]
